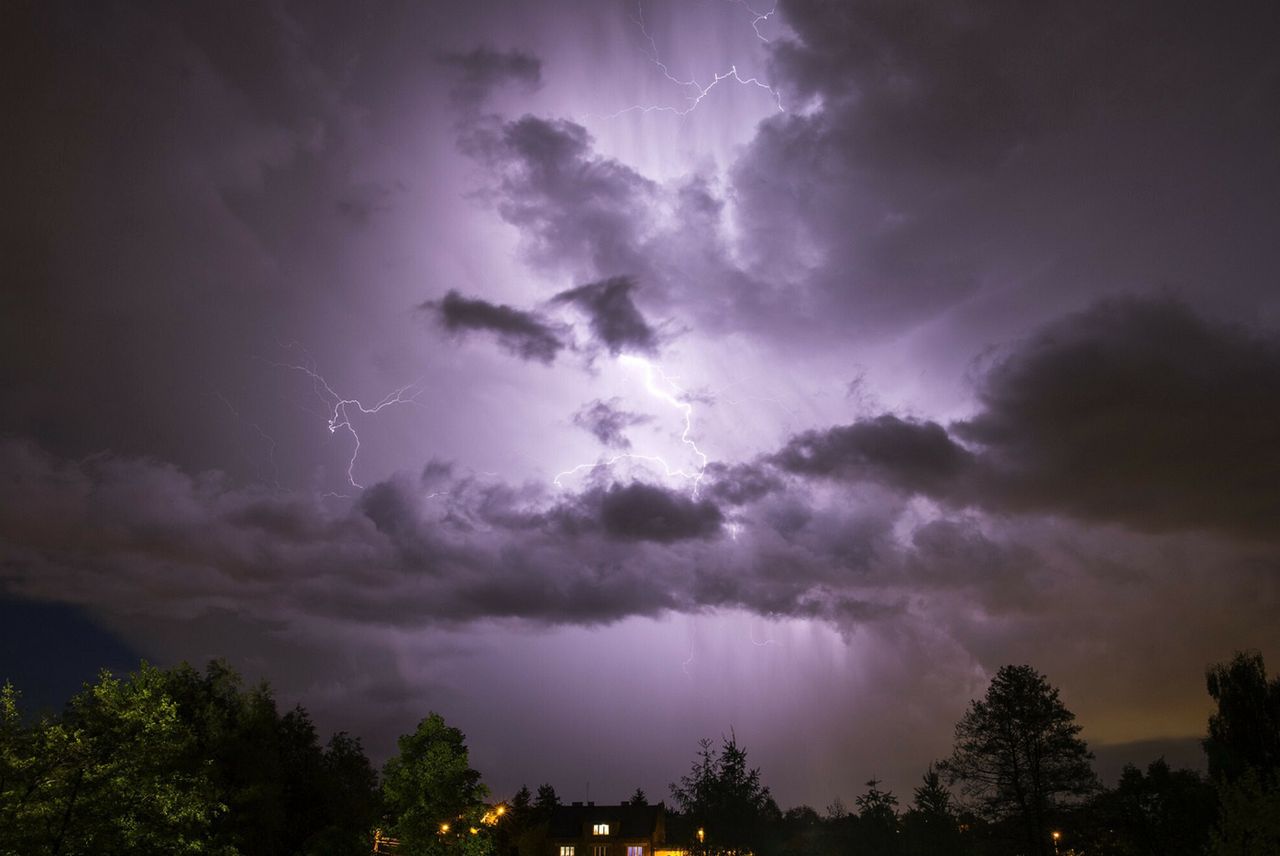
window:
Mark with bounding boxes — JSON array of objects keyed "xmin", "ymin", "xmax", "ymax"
[
  {"xmin": 627, "ymin": 848, "xmax": 644, "ymax": 856},
  {"xmin": 559, "ymin": 848, "xmax": 575, "ymax": 856},
  {"xmin": 592, "ymin": 847, "xmax": 606, "ymax": 856},
  {"xmin": 592, "ymin": 824, "xmax": 610, "ymax": 835}
]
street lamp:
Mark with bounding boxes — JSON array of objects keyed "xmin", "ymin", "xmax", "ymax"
[{"xmin": 1052, "ymin": 830, "xmax": 1061, "ymax": 855}]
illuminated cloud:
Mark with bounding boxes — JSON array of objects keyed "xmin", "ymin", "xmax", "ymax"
[{"xmin": 3, "ymin": 0, "xmax": 1279, "ymax": 810}]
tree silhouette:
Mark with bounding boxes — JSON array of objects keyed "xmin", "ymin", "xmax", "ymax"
[
  {"xmin": 855, "ymin": 778, "xmax": 900, "ymax": 855},
  {"xmin": 1204, "ymin": 651, "xmax": 1280, "ymax": 855},
  {"xmin": 941, "ymin": 665, "xmax": 1097, "ymax": 856},
  {"xmin": 670, "ymin": 733, "xmax": 777, "ymax": 855},
  {"xmin": 1204, "ymin": 650, "xmax": 1280, "ymax": 785},
  {"xmin": 903, "ymin": 764, "xmax": 964, "ymax": 856}
]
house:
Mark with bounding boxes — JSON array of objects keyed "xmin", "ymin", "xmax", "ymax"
[{"xmin": 547, "ymin": 801, "xmax": 683, "ymax": 856}]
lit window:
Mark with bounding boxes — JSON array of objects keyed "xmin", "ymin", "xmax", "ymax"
[
  {"xmin": 628, "ymin": 848, "xmax": 644, "ymax": 856},
  {"xmin": 592, "ymin": 824, "xmax": 610, "ymax": 835},
  {"xmin": 592, "ymin": 847, "xmax": 606, "ymax": 856},
  {"xmin": 560, "ymin": 848, "xmax": 575, "ymax": 856}
]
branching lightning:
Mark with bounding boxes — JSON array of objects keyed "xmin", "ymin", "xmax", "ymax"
[
  {"xmin": 603, "ymin": 0, "xmax": 784, "ymax": 120},
  {"xmin": 730, "ymin": 0, "xmax": 777, "ymax": 43},
  {"xmin": 554, "ymin": 354, "xmax": 710, "ymax": 496},
  {"xmin": 272, "ymin": 356, "xmax": 424, "ymax": 490}
]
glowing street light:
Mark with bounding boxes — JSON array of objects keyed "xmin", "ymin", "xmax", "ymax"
[{"xmin": 1052, "ymin": 830, "xmax": 1062, "ymax": 855}]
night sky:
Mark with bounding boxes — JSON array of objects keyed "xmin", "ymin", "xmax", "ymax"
[{"xmin": 3, "ymin": 0, "xmax": 1279, "ymax": 808}]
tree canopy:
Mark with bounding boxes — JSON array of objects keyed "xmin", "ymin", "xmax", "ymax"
[
  {"xmin": 941, "ymin": 664, "xmax": 1097, "ymax": 856},
  {"xmin": 1204, "ymin": 651, "xmax": 1280, "ymax": 856},
  {"xmin": 381, "ymin": 712, "xmax": 492, "ymax": 856},
  {"xmin": 0, "ymin": 661, "xmax": 380, "ymax": 856},
  {"xmin": 670, "ymin": 733, "xmax": 779, "ymax": 855}
]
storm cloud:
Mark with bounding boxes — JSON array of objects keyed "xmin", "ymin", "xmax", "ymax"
[
  {"xmin": 438, "ymin": 46, "xmax": 541, "ymax": 109},
  {"xmin": 464, "ymin": 115, "xmax": 658, "ymax": 280},
  {"xmin": 554, "ymin": 276, "xmax": 659, "ymax": 356},
  {"xmin": 773, "ymin": 414, "xmax": 971, "ymax": 497},
  {"xmin": 572, "ymin": 398, "xmax": 652, "ymax": 449},
  {"xmin": 430, "ymin": 290, "xmax": 565, "ymax": 363},
  {"xmin": 772, "ymin": 298, "xmax": 1280, "ymax": 541},
  {"xmin": 5, "ymin": 0, "xmax": 1280, "ymax": 811},
  {"xmin": 954, "ymin": 297, "xmax": 1280, "ymax": 538}
]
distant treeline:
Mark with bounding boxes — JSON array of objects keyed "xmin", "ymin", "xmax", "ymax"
[{"xmin": 2, "ymin": 652, "xmax": 1278, "ymax": 856}]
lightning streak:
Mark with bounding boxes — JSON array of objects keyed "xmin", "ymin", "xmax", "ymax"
[
  {"xmin": 604, "ymin": 0, "xmax": 784, "ymax": 120},
  {"xmin": 554, "ymin": 354, "xmax": 710, "ymax": 496},
  {"xmin": 274, "ymin": 359, "xmax": 424, "ymax": 490},
  {"xmin": 730, "ymin": 0, "xmax": 777, "ymax": 43}
]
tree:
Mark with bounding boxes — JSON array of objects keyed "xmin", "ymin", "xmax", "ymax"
[
  {"xmin": 902, "ymin": 764, "xmax": 964, "ymax": 856},
  {"xmin": 775, "ymin": 805, "xmax": 825, "ymax": 856},
  {"xmin": 492, "ymin": 785, "xmax": 531, "ymax": 856},
  {"xmin": 670, "ymin": 733, "xmax": 778, "ymax": 855},
  {"xmin": 1072, "ymin": 758, "xmax": 1216, "ymax": 856},
  {"xmin": 1203, "ymin": 651, "xmax": 1280, "ymax": 856},
  {"xmin": 313, "ymin": 731, "xmax": 383, "ymax": 854},
  {"xmin": 382, "ymin": 712, "xmax": 492, "ymax": 856},
  {"xmin": 1204, "ymin": 650, "xmax": 1280, "ymax": 786},
  {"xmin": 854, "ymin": 778, "xmax": 900, "ymax": 855},
  {"xmin": 627, "ymin": 787, "xmax": 649, "ymax": 806},
  {"xmin": 0, "ymin": 665, "xmax": 226, "ymax": 856},
  {"xmin": 940, "ymin": 664, "xmax": 1098, "ymax": 856},
  {"xmin": 0, "ymin": 661, "xmax": 380, "ymax": 856},
  {"xmin": 1210, "ymin": 769, "xmax": 1280, "ymax": 856},
  {"xmin": 158, "ymin": 659, "xmax": 379, "ymax": 856},
  {"xmin": 533, "ymin": 783, "xmax": 560, "ymax": 816}
]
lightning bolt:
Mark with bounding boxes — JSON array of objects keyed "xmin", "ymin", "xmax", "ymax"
[
  {"xmin": 730, "ymin": 0, "xmax": 777, "ymax": 43},
  {"xmin": 553, "ymin": 354, "xmax": 710, "ymax": 496},
  {"xmin": 602, "ymin": 0, "xmax": 784, "ymax": 120},
  {"xmin": 271, "ymin": 356, "xmax": 424, "ymax": 490}
]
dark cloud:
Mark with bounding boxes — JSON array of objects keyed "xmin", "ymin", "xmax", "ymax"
[
  {"xmin": 772, "ymin": 298, "xmax": 1280, "ymax": 541},
  {"xmin": 1, "ymin": 440, "xmax": 961, "ymax": 630},
  {"xmin": 954, "ymin": 297, "xmax": 1280, "ymax": 539},
  {"xmin": 905, "ymin": 518, "xmax": 1041, "ymax": 614},
  {"xmin": 460, "ymin": 115, "xmax": 657, "ymax": 280},
  {"xmin": 720, "ymin": 0, "xmax": 1280, "ymax": 335},
  {"xmin": 773, "ymin": 414, "xmax": 971, "ymax": 496},
  {"xmin": 429, "ymin": 290, "xmax": 565, "ymax": 363},
  {"xmin": 592, "ymin": 482, "xmax": 723, "ymax": 543},
  {"xmin": 703, "ymin": 462, "xmax": 783, "ymax": 507},
  {"xmin": 438, "ymin": 46, "xmax": 541, "ymax": 108},
  {"xmin": 572, "ymin": 398, "xmax": 651, "ymax": 449},
  {"xmin": 772, "ymin": 0, "xmax": 1278, "ymax": 171},
  {"xmin": 554, "ymin": 276, "xmax": 658, "ymax": 355}
]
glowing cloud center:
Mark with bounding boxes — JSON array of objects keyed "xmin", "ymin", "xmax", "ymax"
[{"xmin": 554, "ymin": 354, "xmax": 710, "ymax": 496}]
